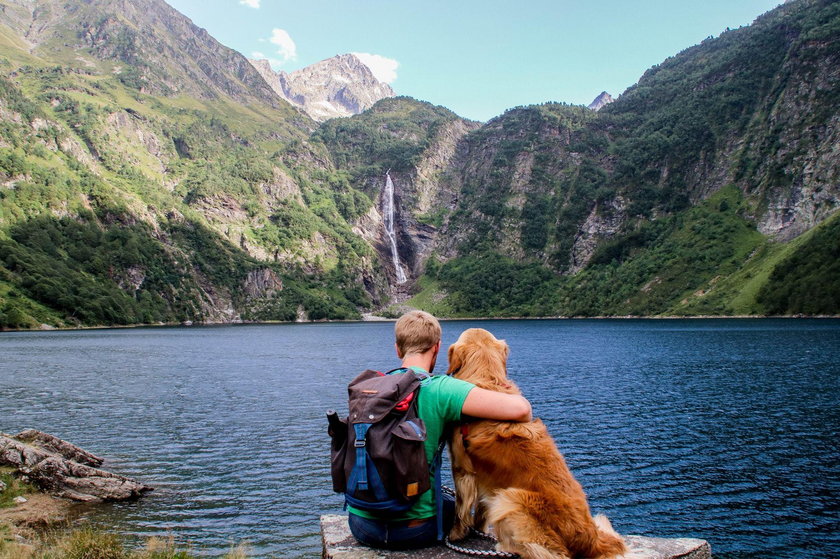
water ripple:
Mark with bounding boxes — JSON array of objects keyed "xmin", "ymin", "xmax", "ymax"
[{"xmin": 2, "ymin": 320, "xmax": 839, "ymax": 557}]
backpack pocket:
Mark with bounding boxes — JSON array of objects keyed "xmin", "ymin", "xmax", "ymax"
[
  {"xmin": 391, "ymin": 418, "xmax": 430, "ymax": 501},
  {"xmin": 327, "ymin": 410, "xmax": 348, "ymax": 493}
]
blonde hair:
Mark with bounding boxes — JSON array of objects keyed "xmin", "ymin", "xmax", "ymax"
[{"xmin": 395, "ymin": 310, "xmax": 441, "ymax": 357}]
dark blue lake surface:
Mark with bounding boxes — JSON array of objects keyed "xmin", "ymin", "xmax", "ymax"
[{"xmin": 2, "ymin": 319, "xmax": 838, "ymax": 557}]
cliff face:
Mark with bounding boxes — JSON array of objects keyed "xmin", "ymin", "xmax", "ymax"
[
  {"xmin": 314, "ymin": 0, "xmax": 839, "ymax": 316},
  {"xmin": 604, "ymin": 0, "xmax": 840, "ymax": 243},
  {"xmin": 250, "ymin": 54, "xmax": 395, "ymax": 121},
  {"xmin": 737, "ymin": 17, "xmax": 840, "ymax": 240}
]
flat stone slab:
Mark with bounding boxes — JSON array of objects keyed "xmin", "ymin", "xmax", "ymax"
[{"xmin": 321, "ymin": 515, "xmax": 711, "ymax": 559}]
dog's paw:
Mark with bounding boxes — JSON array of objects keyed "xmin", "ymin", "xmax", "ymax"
[{"xmin": 448, "ymin": 522, "xmax": 470, "ymax": 541}]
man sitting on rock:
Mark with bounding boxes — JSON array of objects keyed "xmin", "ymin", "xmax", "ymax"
[{"xmin": 346, "ymin": 310, "xmax": 531, "ymax": 550}]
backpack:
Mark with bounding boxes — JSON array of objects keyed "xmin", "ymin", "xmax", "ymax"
[{"xmin": 328, "ymin": 368, "xmax": 434, "ymax": 513}]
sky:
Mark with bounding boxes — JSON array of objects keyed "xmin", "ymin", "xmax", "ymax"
[{"xmin": 164, "ymin": 0, "xmax": 784, "ymax": 122}]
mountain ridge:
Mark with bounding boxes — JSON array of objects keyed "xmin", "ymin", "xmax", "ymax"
[
  {"xmin": 0, "ymin": 0, "xmax": 837, "ymax": 329},
  {"xmin": 0, "ymin": 0, "xmax": 294, "ymax": 109},
  {"xmin": 587, "ymin": 91, "xmax": 614, "ymax": 111}
]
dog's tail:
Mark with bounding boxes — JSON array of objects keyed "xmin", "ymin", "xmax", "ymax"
[
  {"xmin": 590, "ymin": 513, "xmax": 630, "ymax": 559},
  {"xmin": 486, "ymin": 489, "xmax": 631, "ymax": 559}
]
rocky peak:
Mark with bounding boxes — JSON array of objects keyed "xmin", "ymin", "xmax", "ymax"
[
  {"xmin": 588, "ymin": 91, "xmax": 615, "ymax": 111},
  {"xmin": 250, "ymin": 53, "xmax": 395, "ymax": 121}
]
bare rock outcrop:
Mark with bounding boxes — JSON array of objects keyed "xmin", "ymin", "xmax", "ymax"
[
  {"xmin": 243, "ymin": 268, "xmax": 283, "ymax": 298},
  {"xmin": 250, "ymin": 54, "xmax": 395, "ymax": 121},
  {"xmin": 588, "ymin": 91, "xmax": 615, "ymax": 111},
  {"xmin": 0, "ymin": 430, "xmax": 152, "ymax": 502}
]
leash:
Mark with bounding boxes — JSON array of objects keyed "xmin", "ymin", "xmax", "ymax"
[
  {"xmin": 444, "ymin": 530, "xmax": 519, "ymax": 558},
  {"xmin": 441, "ymin": 486, "xmax": 519, "ymax": 558}
]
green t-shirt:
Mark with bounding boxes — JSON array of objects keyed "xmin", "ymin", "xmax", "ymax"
[{"xmin": 348, "ymin": 368, "xmax": 475, "ymax": 521}]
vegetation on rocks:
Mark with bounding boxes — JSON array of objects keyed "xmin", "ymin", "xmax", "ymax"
[{"xmin": 0, "ymin": 33, "xmax": 372, "ymax": 328}]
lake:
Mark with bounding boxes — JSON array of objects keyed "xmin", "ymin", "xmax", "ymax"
[{"xmin": 1, "ymin": 319, "xmax": 838, "ymax": 557}]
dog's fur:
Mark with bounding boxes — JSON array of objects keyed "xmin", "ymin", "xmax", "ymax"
[{"xmin": 447, "ymin": 328, "xmax": 627, "ymax": 559}]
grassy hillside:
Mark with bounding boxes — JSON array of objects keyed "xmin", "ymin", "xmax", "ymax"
[{"xmin": 0, "ymin": 35, "xmax": 375, "ymax": 328}]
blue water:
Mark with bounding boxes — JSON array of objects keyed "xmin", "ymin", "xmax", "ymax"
[{"xmin": 1, "ymin": 319, "xmax": 838, "ymax": 557}]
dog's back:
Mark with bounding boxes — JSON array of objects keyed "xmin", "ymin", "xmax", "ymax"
[
  {"xmin": 464, "ymin": 419, "xmax": 626, "ymax": 558},
  {"xmin": 448, "ymin": 328, "xmax": 627, "ymax": 559}
]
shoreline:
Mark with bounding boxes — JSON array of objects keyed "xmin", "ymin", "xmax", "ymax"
[{"xmin": 1, "ymin": 313, "xmax": 839, "ymax": 333}]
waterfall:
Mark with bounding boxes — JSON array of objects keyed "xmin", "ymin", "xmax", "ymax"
[{"xmin": 383, "ymin": 172, "xmax": 407, "ymax": 284}]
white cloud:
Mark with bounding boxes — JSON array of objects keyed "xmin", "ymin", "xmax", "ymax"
[
  {"xmin": 239, "ymin": 0, "xmax": 260, "ymax": 8},
  {"xmin": 352, "ymin": 52, "xmax": 399, "ymax": 84},
  {"xmin": 251, "ymin": 51, "xmax": 266, "ymax": 59},
  {"xmin": 269, "ymin": 28, "xmax": 297, "ymax": 63}
]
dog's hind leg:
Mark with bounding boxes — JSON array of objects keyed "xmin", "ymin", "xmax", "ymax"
[
  {"xmin": 449, "ymin": 430, "xmax": 480, "ymax": 540},
  {"xmin": 488, "ymin": 489, "xmax": 570, "ymax": 559},
  {"xmin": 450, "ymin": 469, "xmax": 478, "ymax": 540}
]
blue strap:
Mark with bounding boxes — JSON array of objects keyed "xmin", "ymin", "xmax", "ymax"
[
  {"xmin": 388, "ymin": 366, "xmax": 431, "ymax": 381},
  {"xmin": 405, "ymin": 420, "xmax": 424, "ymax": 437},
  {"xmin": 348, "ymin": 423, "xmax": 393, "ymax": 507},
  {"xmin": 352, "ymin": 424, "xmax": 370, "ymax": 491}
]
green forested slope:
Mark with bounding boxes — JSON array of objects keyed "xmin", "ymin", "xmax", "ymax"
[
  {"xmin": 0, "ymin": 0, "xmax": 837, "ymax": 329},
  {"xmin": 0, "ymin": 7, "xmax": 375, "ymax": 328},
  {"xmin": 401, "ymin": 0, "xmax": 839, "ymax": 317}
]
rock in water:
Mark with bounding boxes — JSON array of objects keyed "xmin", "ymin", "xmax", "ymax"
[
  {"xmin": 0, "ymin": 430, "xmax": 152, "ymax": 502},
  {"xmin": 13, "ymin": 429, "xmax": 104, "ymax": 467}
]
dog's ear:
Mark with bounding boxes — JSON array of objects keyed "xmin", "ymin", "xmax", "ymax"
[
  {"xmin": 496, "ymin": 339, "xmax": 510, "ymax": 361},
  {"xmin": 494, "ymin": 422, "xmax": 534, "ymax": 440},
  {"xmin": 447, "ymin": 342, "xmax": 462, "ymax": 375}
]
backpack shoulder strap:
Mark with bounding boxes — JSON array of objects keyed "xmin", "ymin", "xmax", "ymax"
[{"xmin": 432, "ymin": 424, "xmax": 451, "ymax": 541}]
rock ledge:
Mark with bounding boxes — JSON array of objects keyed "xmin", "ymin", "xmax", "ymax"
[
  {"xmin": 321, "ymin": 514, "xmax": 711, "ymax": 559},
  {"xmin": 0, "ymin": 429, "xmax": 152, "ymax": 502}
]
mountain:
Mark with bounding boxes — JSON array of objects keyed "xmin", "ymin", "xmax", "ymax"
[
  {"xmin": 0, "ymin": 0, "xmax": 292, "ymax": 109},
  {"xmin": 0, "ymin": 0, "xmax": 837, "ymax": 330},
  {"xmin": 0, "ymin": 0, "xmax": 375, "ymax": 328},
  {"xmin": 249, "ymin": 54, "xmax": 396, "ymax": 121},
  {"xmin": 312, "ymin": 0, "xmax": 840, "ymax": 318},
  {"xmin": 587, "ymin": 91, "xmax": 614, "ymax": 111}
]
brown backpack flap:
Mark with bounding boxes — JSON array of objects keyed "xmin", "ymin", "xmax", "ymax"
[{"xmin": 347, "ymin": 369, "xmax": 421, "ymax": 423}]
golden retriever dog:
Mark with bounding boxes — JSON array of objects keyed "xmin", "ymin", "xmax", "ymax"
[{"xmin": 447, "ymin": 328, "xmax": 627, "ymax": 559}]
